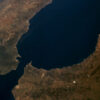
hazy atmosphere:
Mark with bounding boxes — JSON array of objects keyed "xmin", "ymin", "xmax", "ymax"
[{"xmin": 0, "ymin": 0, "xmax": 99, "ymax": 100}]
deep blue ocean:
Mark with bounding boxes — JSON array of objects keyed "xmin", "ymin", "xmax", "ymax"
[{"xmin": 17, "ymin": 0, "xmax": 98, "ymax": 69}]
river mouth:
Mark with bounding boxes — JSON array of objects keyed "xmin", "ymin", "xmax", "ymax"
[{"xmin": 17, "ymin": 0, "xmax": 98, "ymax": 70}]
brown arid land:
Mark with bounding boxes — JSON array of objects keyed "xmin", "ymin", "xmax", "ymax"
[
  {"xmin": 0, "ymin": 0, "xmax": 100, "ymax": 100},
  {"xmin": 0, "ymin": 0, "xmax": 51, "ymax": 74},
  {"xmin": 13, "ymin": 35, "xmax": 100, "ymax": 100}
]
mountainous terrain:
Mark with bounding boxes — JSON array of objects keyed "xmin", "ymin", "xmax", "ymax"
[
  {"xmin": 0, "ymin": 0, "xmax": 100, "ymax": 100},
  {"xmin": 13, "ymin": 36, "xmax": 100, "ymax": 100}
]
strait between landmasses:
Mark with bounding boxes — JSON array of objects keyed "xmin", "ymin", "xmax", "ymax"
[{"xmin": 0, "ymin": 0, "xmax": 100, "ymax": 100}]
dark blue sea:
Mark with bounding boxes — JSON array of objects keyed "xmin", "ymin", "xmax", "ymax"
[{"xmin": 17, "ymin": 0, "xmax": 98, "ymax": 70}]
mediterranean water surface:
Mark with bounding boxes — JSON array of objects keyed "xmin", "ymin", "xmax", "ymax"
[{"xmin": 17, "ymin": 0, "xmax": 98, "ymax": 69}]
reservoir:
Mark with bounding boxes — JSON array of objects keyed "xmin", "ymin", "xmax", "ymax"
[{"xmin": 17, "ymin": 0, "xmax": 98, "ymax": 70}]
